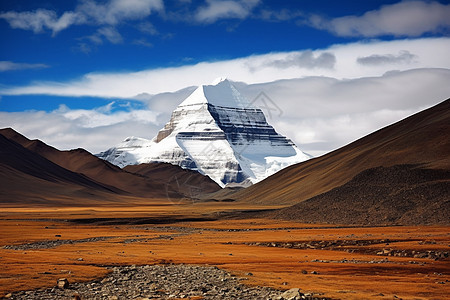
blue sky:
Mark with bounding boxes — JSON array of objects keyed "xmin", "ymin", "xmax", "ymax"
[
  {"xmin": 0, "ymin": 1, "xmax": 399, "ymax": 80},
  {"xmin": 1, "ymin": 0, "xmax": 443, "ymax": 107},
  {"xmin": 0, "ymin": 0, "xmax": 450, "ymax": 155}
]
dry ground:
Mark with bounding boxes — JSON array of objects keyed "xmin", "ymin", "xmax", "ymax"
[{"xmin": 0, "ymin": 203, "xmax": 449, "ymax": 300}]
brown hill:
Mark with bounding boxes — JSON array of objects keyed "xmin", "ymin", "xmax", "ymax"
[
  {"xmin": 0, "ymin": 128, "xmax": 220, "ymax": 202},
  {"xmin": 124, "ymin": 163, "xmax": 221, "ymax": 199},
  {"xmin": 230, "ymin": 98, "xmax": 450, "ymax": 206},
  {"xmin": 0, "ymin": 134, "xmax": 119, "ymax": 205},
  {"xmin": 269, "ymin": 164, "xmax": 449, "ymax": 225},
  {"xmin": 0, "ymin": 128, "xmax": 165, "ymax": 199}
]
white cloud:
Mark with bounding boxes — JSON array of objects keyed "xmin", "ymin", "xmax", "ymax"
[
  {"xmin": 0, "ymin": 9, "xmax": 80, "ymax": 34},
  {"xmin": 357, "ymin": 50, "xmax": 417, "ymax": 66},
  {"xmin": 1, "ymin": 38, "xmax": 449, "ymax": 98},
  {"xmin": 195, "ymin": 0, "xmax": 260, "ymax": 23},
  {"xmin": 132, "ymin": 38, "xmax": 154, "ymax": 48},
  {"xmin": 97, "ymin": 27, "xmax": 123, "ymax": 44},
  {"xmin": 262, "ymin": 51, "xmax": 336, "ymax": 69},
  {"xmin": 0, "ymin": 0, "xmax": 164, "ymax": 35},
  {"xmin": 237, "ymin": 68, "xmax": 450, "ymax": 156},
  {"xmin": 0, "ymin": 61, "xmax": 49, "ymax": 72},
  {"xmin": 0, "ymin": 38, "xmax": 449, "ymax": 156},
  {"xmin": 137, "ymin": 21, "xmax": 158, "ymax": 35},
  {"xmin": 308, "ymin": 0, "xmax": 450, "ymax": 37},
  {"xmin": 259, "ymin": 9, "xmax": 303, "ymax": 21},
  {"xmin": 55, "ymin": 102, "xmax": 159, "ymax": 128},
  {"xmin": 1, "ymin": 69, "xmax": 449, "ymax": 157},
  {"xmin": 0, "ymin": 103, "xmax": 161, "ymax": 153},
  {"xmin": 77, "ymin": 0, "xmax": 164, "ymax": 26}
]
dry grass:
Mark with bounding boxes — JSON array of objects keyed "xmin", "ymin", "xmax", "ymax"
[{"xmin": 0, "ymin": 205, "xmax": 449, "ymax": 299}]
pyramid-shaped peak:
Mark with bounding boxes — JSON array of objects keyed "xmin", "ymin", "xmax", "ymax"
[
  {"xmin": 179, "ymin": 78, "xmax": 253, "ymax": 109},
  {"xmin": 211, "ymin": 77, "xmax": 228, "ymax": 85},
  {"xmin": 97, "ymin": 77, "xmax": 311, "ymax": 186}
]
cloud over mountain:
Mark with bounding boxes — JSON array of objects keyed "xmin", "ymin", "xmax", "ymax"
[
  {"xmin": 357, "ymin": 50, "xmax": 417, "ymax": 66},
  {"xmin": 1, "ymin": 38, "xmax": 448, "ymax": 98}
]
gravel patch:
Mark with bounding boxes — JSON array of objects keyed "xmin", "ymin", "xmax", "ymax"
[
  {"xmin": 4, "ymin": 264, "xmax": 329, "ymax": 300},
  {"xmin": 2, "ymin": 236, "xmax": 117, "ymax": 250}
]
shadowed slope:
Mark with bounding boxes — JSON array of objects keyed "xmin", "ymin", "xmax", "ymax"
[
  {"xmin": 231, "ymin": 99, "xmax": 450, "ymax": 206},
  {"xmin": 0, "ymin": 128, "xmax": 166, "ymax": 198},
  {"xmin": 0, "ymin": 134, "xmax": 119, "ymax": 204},
  {"xmin": 124, "ymin": 163, "xmax": 221, "ymax": 199},
  {"xmin": 270, "ymin": 164, "xmax": 450, "ymax": 225}
]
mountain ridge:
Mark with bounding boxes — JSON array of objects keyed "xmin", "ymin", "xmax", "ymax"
[
  {"xmin": 0, "ymin": 133, "xmax": 121, "ymax": 205},
  {"xmin": 0, "ymin": 128, "xmax": 221, "ymax": 204}
]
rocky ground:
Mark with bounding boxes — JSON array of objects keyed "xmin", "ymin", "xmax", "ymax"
[
  {"xmin": 244, "ymin": 239, "xmax": 449, "ymax": 260},
  {"xmin": 2, "ymin": 236, "xmax": 117, "ymax": 250},
  {"xmin": 3, "ymin": 264, "xmax": 329, "ymax": 300},
  {"xmin": 269, "ymin": 165, "xmax": 450, "ymax": 226}
]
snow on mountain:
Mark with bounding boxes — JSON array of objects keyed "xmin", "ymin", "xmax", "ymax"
[{"xmin": 97, "ymin": 79, "xmax": 311, "ymax": 187}]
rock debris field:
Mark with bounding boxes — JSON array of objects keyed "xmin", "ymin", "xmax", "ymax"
[{"xmin": 4, "ymin": 264, "xmax": 329, "ymax": 300}]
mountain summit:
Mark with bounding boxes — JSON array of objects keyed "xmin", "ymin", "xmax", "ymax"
[{"xmin": 97, "ymin": 79, "xmax": 310, "ymax": 187}]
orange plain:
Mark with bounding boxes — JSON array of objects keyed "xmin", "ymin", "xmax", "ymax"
[{"xmin": 0, "ymin": 205, "xmax": 449, "ymax": 300}]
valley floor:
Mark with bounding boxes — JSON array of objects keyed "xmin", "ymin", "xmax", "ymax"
[{"xmin": 0, "ymin": 203, "xmax": 449, "ymax": 300}]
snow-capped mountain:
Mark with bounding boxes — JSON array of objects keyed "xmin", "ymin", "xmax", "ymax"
[{"xmin": 97, "ymin": 78, "xmax": 311, "ymax": 187}]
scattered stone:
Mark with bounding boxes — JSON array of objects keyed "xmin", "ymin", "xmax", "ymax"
[
  {"xmin": 72, "ymin": 293, "xmax": 81, "ymax": 300},
  {"xmin": 2, "ymin": 236, "xmax": 116, "ymax": 250},
  {"xmin": 245, "ymin": 240, "xmax": 449, "ymax": 260},
  {"xmin": 57, "ymin": 278, "xmax": 69, "ymax": 289},
  {"xmin": 277, "ymin": 288, "xmax": 302, "ymax": 300},
  {"xmin": 7, "ymin": 264, "xmax": 331, "ymax": 300}
]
